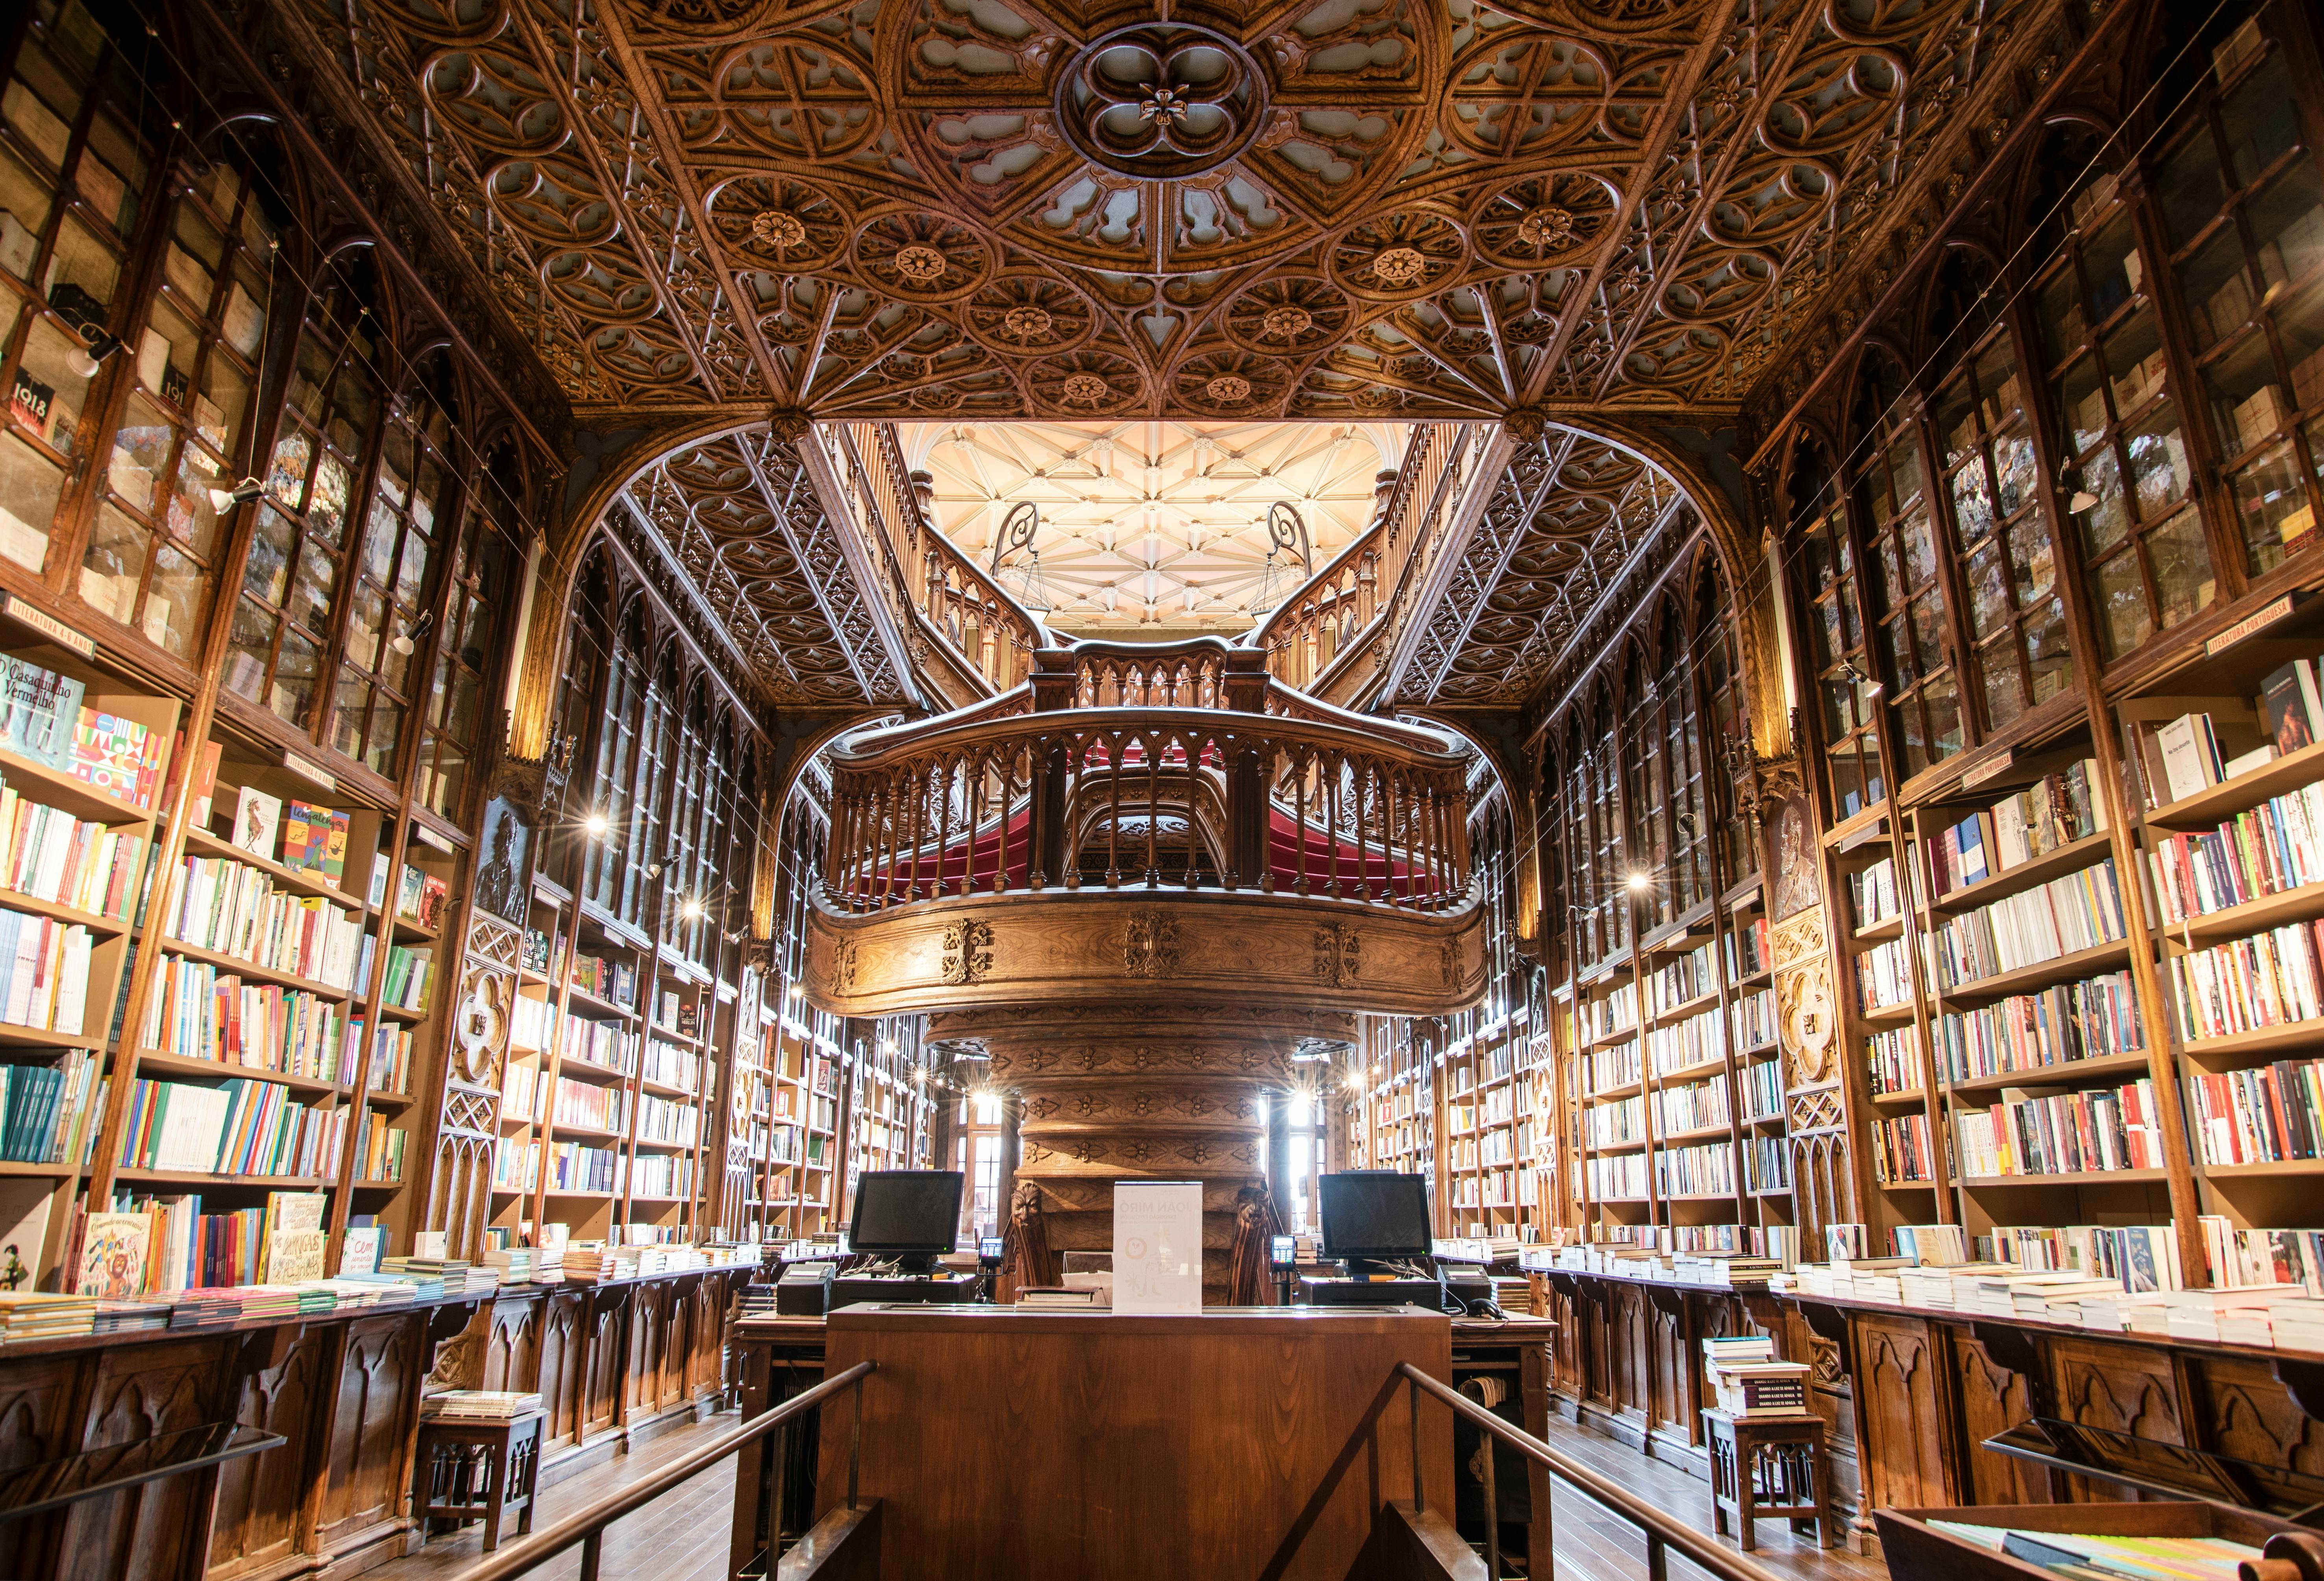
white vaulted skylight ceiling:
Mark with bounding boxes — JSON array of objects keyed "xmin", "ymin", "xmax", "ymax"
[{"xmin": 896, "ymin": 422, "xmax": 1410, "ymax": 639}]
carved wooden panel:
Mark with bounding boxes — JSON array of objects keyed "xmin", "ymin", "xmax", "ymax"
[
  {"xmin": 628, "ymin": 1281, "xmax": 666, "ymax": 1417},
  {"xmin": 2051, "ymin": 1337, "xmax": 2183, "ymax": 1503},
  {"xmin": 584, "ymin": 1291, "xmax": 628, "ymax": 1440},
  {"xmin": 484, "ymin": 1293, "xmax": 544, "ymax": 1395},
  {"xmin": 663, "ymin": 1280, "xmax": 696, "ymax": 1411},
  {"xmin": 61, "ymin": 1342, "xmax": 218, "ymax": 1581},
  {"xmin": 209, "ymin": 1329, "xmax": 331, "ymax": 1579},
  {"xmin": 1948, "ymin": 1329, "xmax": 2048, "ymax": 1506},
  {"xmin": 1646, "ymin": 1293, "xmax": 1689, "ymax": 1438},
  {"xmin": 0, "ymin": 1356, "xmax": 75, "ymax": 1579},
  {"xmin": 539, "ymin": 1292, "xmax": 585, "ymax": 1451},
  {"xmin": 1608, "ymin": 1284, "xmax": 1651, "ymax": 1424},
  {"xmin": 2193, "ymin": 1357, "xmax": 2324, "ymax": 1477},
  {"xmin": 1855, "ymin": 1314, "xmax": 1953, "ymax": 1512},
  {"xmin": 689, "ymin": 1277, "xmax": 726, "ymax": 1401},
  {"xmin": 1546, "ymin": 1286, "xmax": 1584, "ymax": 1400},
  {"xmin": 320, "ymin": 1315, "xmax": 422, "ymax": 1545}
]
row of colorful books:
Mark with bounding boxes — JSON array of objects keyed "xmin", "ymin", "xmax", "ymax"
[
  {"xmin": 550, "ymin": 1075, "xmax": 624, "ymax": 1133},
  {"xmin": 0, "ymin": 907, "xmax": 93, "ymax": 1033},
  {"xmin": 1923, "ymin": 759, "xmax": 2108, "ymax": 896},
  {"xmin": 2185, "ymin": 1058, "xmax": 2324, "ymax": 1166},
  {"xmin": 115, "ymin": 1076, "xmax": 346, "ymax": 1177},
  {"xmin": 1870, "ymin": 1111, "xmax": 1939, "ymax": 1183},
  {"xmin": 1929, "ymin": 857, "xmax": 2128, "ymax": 988},
  {"xmin": 629, "ymin": 1151, "xmax": 694, "ymax": 1199},
  {"xmin": 634, "ymin": 1092, "xmax": 701, "ymax": 1148},
  {"xmin": 1933, "ymin": 971, "xmax": 2145, "ymax": 1083},
  {"xmin": 380, "ymin": 944, "xmax": 433, "ymax": 1011},
  {"xmin": 0, "ymin": 785, "xmax": 146, "ymax": 919},
  {"xmin": 2146, "ymin": 776, "xmax": 2324, "ymax": 924},
  {"xmin": 2166, "ymin": 919, "xmax": 2324, "ymax": 1041},
  {"xmin": 166, "ymin": 855, "xmax": 365, "ymax": 990},
  {"xmin": 1953, "ymin": 1077, "xmax": 2167, "ymax": 1176},
  {"xmin": 1652, "ymin": 1140, "xmax": 1734, "ymax": 1197},
  {"xmin": 1867, "ymin": 1026, "xmax": 1925, "ymax": 1094},
  {"xmin": 0, "ymin": 1048, "xmax": 94, "ymax": 1162},
  {"xmin": 142, "ymin": 955, "xmax": 354, "ymax": 1078}
]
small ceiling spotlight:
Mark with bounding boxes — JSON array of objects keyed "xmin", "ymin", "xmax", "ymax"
[
  {"xmin": 583, "ymin": 811, "xmax": 610, "ymax": 838},
  {"xmin": 389, "ymin": 609, "xmax": 435, "ymax": 657},
  {"xmin": 1625, "ymin": 870, "xmax": 1652, "ymax": 894},
  {"xmin": 207, "ymin": 476, "xmax": 265, "ymax": 512},
  {"xmin": 681, "ymin": 897, "xmax": 705, "ymax": 921},
  {"xmin": 65, "ymin": 330, "xmax": 124, "ymax": 380}
]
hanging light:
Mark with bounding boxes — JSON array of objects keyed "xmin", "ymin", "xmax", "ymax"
[
  {"xmin": 1625, "ymin": 870, "xmax": 1652, "ymax": 893},
  {"xmin": 389, "ymin": 608, "xmax": 435, "ymax": 657},
  {"xmin": 583, "ymin": 811, "xmax": 609, "ymax": 838},
  {"xmin": 681, "ymin": 897, "xmax": 705, "ymax": 921},
  {"xmin": 64, "ymin": 330, "xmax": 124, "ymax": 380},
  {"xmin": 207, "ymin": 476, "xmax": 265, "ymax": 513}
]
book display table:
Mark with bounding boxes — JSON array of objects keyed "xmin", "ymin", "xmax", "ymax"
[
  {"xmin": 1703, "ymin": 1408, "xmax": 1832, "ymax": 1551},
  {"xmin": 411, "ymin": 1410, "xmax": 542, "ymax": 1554}
]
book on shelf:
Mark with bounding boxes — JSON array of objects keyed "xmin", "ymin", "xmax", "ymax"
[
  {"xmin": 261, "ymin": 1191, "xmax": 328, "ymax": 1284},
  {"xmin": 75, "ymin": 1210, "xmax": 150, "ymax": 1298},
  {"xmin": 230, "ymin": 787, "xmax": 281, "ymax": 862},
  {"xmin": 2148, "ymin": 776, "xmax": 2324, "ymax": 923},
  {"xmin": 67, "ymin": 711, "xmax": 165, "ymax": 811},
  {"xmin": 0, "ymin": 657, "xmax": 84, "ymax": 772},
  {"xmin": 1954, "ymin": 1077, "xmax": 2166, "ymax": 1176},
  {"xmin": 2261, "ymin": 657, "xmax": 2323, "ymax": 755},
  {"xmin": 338, "ymin": 1224, "xmax": 384, "ymax": 1276},
  {"xmin": 0, "ymin": 1049, "xmax": 94, "ymax": 1163},
  {"xmin": 2186, "ymin": 1057, "xmax": 2324, "ymax": 1165},
  {"xmin": 279, "ymin": 801, "xmax": 348, "ymax": 884}
]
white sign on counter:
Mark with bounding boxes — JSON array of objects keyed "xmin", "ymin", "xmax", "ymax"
[{"xmin": 1112, "ymin": 1181, "xmax": 1203, "ymax": 1314}]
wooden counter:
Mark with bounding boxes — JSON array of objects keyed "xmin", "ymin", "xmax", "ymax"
[
  {"xmin": 811, "ymin": 1304, "xmax": 1456, "ymax": 1581},
  {"xmin": 0, "ymin": 1265, "xmax": 753, "ymax": 1581},
  {"xmin": 1534, "ymin": 1265, "xmax": 2324, "ymax": 1551}
]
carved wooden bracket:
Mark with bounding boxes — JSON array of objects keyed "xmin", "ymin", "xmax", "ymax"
[
  {"xmin": 1644, "ymin": 1284, "xmax": 1688, "ymax": 1322},
  {"xmin": 2272, "ymin": 1355, "xmax": 2324, "ymax": 1424},
  {"xmin": 1793, "ymin": 1298, "xmax": 1853, "ymax": 1375},
  {"xmin": 1969, "ymin": 1320, "xmax": 2052, "ymax": 1418}
]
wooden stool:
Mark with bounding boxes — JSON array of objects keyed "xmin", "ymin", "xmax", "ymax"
[
  {"xmin": 411, "ymin": 1411, "xmax": 543, "ymax": 1553},
  {"xmin": 1703, "ymin": 1408, "xmax": 1832, "ymax": 1553}
]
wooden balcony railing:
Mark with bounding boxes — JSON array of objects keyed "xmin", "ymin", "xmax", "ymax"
[
  {"xmin": 822, "ymin": 643, "xmax": 1472, "ymax": 912},
  {"xmin": 827, "ymin": 422, "xmax": 1052, "ymax": 698},
  {"xmin": 1248, "ymin": 423, "xmax": 1480, "ymax": 700}
]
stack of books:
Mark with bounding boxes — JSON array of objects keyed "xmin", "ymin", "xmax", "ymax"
[
  {"xmin": 2271, "ymin": 1298, "xmax": 2324, "ymax": 1353},
  {"xmin": 316, "ymin": 1276, "xmax": 414, "ymax": 1305},
  {"xmin": 93, "ymin": 1297, "xmax": 170, "ymax": 1333},
  {"xmin": 482, "ymin": 1247, "xmax": 535, "ymax": 1285},
  {"xmin": 0, "ymin": 1290, "xmax": 97, "ymax": 1341},
  {"xmin": 422, "ymin": 1390, "xmax": 543, "ymax": 1420},
  {"xmin": 1702, "ymin": 1338, "xmax": 1808, "ymax": 1417},
  {"xmin": 2078, "ymin": 1292, "xmax": 2170, "ymax": 1334},
  {"xmin": 169, "ymin": 1288, "xmax": 248, "ymax": 1327},
  {"xmin": 2164, "ymin": 1288, "xmax": 2300, "ymax": 1345}
]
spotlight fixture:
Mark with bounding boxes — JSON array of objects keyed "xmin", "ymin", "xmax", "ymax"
[
  {"xmin": 788, "ymin": 983, "xmax": 805, "ymax": 1000},
  {"xmin": 644, "ymin": 861, "xmax": 664, "ymax": 879},
  {"xmin": 64, "ymin": 330, "xmax": 124, "ymax": 380},
  {"xmin": 681, "ymin": 897, "xmax": 705, "ymax": 921},
  {"xmin": 1836, "ymin": 659, "xmax": 1884, "ymax": 697},
  {"xmin": 1625, "ymin": 870, "xmax": 1652, "ymax": 894},
  {"xmin": 2068, "ymin": 489, "xmax": 2100, "ymax": 513},
  {"xmin": 389, "ymin": 609, "xmax": 435, "ymax": 657},
  {"xmin": 206, "ymin": 476, "xmax": 265, "ymax": 513},
  {"xmin": 583, "ymin": 811, "xmax": 609, "ymax": 838}
]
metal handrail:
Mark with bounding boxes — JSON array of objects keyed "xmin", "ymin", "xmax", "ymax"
[
  {"xmin": 1396, "ymin": 1362, "xmax": 1791, "ymax": 1581},
  {"xmin": 457, "ymin": 1360, "xmax": 877, "ymax": 1581}
]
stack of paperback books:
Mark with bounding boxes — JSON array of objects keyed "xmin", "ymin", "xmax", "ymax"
[{"xmin": 422, "ymin": 1390, "xmax": 544, "ymax": 1420}]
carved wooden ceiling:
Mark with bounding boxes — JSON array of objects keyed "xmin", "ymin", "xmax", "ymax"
[
  {"xmin": 287, "ymin": 0, "xmax": 2048, "ymax": 425},
  {"xmin": 1392, "ymin": 424, "xmax": 1686, "ymax": 708},
  {"xmin": 896, "ymin": 420, "xmax": 1404, "ymax": 633},
  {"xmin": 620, "ymin": 431, "xmax": 909, "ymax": 705}
]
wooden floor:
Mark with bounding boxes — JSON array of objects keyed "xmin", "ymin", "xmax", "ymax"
[
  {"xmin": 1528, "ymin": 1411, "xmax": 1889, "ymax": 1581},
  {"xmin": 361, "ymin": 1415, "xmax": 743, "ymax": 1581},
  {"xmin": 368, "ymin": 1403, "xmax": 1889, "ymax": 1581}
]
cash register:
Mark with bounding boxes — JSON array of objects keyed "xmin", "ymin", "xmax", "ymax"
[
  {"xmin": 827, "ymin": 1170, "xmax": 977, "ymax": 1309},
  {"xmin": 1299, "ymin": 1172, "xmax": 1450, "ymax": 1309}
]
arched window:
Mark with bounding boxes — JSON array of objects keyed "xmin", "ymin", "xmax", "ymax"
[{"xmin": 583, "ymin": 602, "xmax": 649, "ymax": 915}]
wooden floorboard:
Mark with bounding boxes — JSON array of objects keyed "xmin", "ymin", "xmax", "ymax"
[{"xmin": 366, "ymin": 1400, "xmax": 1891, "ymax": 1581}]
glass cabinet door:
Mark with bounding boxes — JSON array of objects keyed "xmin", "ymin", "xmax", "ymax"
[
  {"xmin": 1853, "ymin": 370, "xmax": 1962, "ymax": 779},
  {"xmin": 1797, "ymin": 465, "xmax": 1884, "ymax": 817},
  {"xmin": 2156, "ymin": 4, "xmax": 2324, "ymax": 577},
  {"xmin": 1933, "ymin": 330, "xmax": 2074, "ymax": 731}
]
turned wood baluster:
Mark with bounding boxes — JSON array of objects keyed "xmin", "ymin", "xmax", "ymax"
[{"xmin": 1145, "ymin": 732, "xmax": 1160, "ymax": 886}]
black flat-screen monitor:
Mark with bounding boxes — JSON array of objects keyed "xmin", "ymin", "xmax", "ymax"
[
  {"xmin": 848, "ymin": 1171, "xmax": 964, "ymax": 1275},
  {"xmin": 1318, "ymin": 1172, "xmax": 1431, "ymax": 1269}
]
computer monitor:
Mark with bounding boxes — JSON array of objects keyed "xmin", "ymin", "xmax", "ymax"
[
  {"xmin": 847, "ymin": 1171, "xmax": 965, "ymax": 1275},
  {"xmin": 1318, "ymin": 1172, "xmax": 1432, "ymax": 1276}
]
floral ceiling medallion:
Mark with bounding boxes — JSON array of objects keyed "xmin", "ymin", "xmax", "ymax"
[
  {"xmin": 1055, "ymin": 23, "xmax": 1269, "ymax": 180},
  {"xmin": 894, "ymin": 244, "xmax": 951, "ymax": 285}
]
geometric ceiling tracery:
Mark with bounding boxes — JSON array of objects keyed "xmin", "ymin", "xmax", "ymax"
[
  {"xmin": 290, "ymin": 0, "xmax": 2054, "ymax": 424},
  {"xmin": 1394, "ymin": 425, "xmax": 1687, "ymax": 708},
  {"xmin": 621, "ymin": 431, "xmax": 909, "ymax": 707}
]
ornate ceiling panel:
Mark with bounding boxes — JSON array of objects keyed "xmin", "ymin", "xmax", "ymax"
[
  {"xmin": 897, "ymin": 420, "xmax": 1406, "ymax": 633},
  {"xmin": 1395, "ymin": 425, "xmax": 1686, "ymax": 708},
  {"xmin": 287, "ymin": 0, "xmax": 2059, "ymax": 423},
  {"xmin": 622, "ymin": 431, "xmax": 908, "ymax": 706}
]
